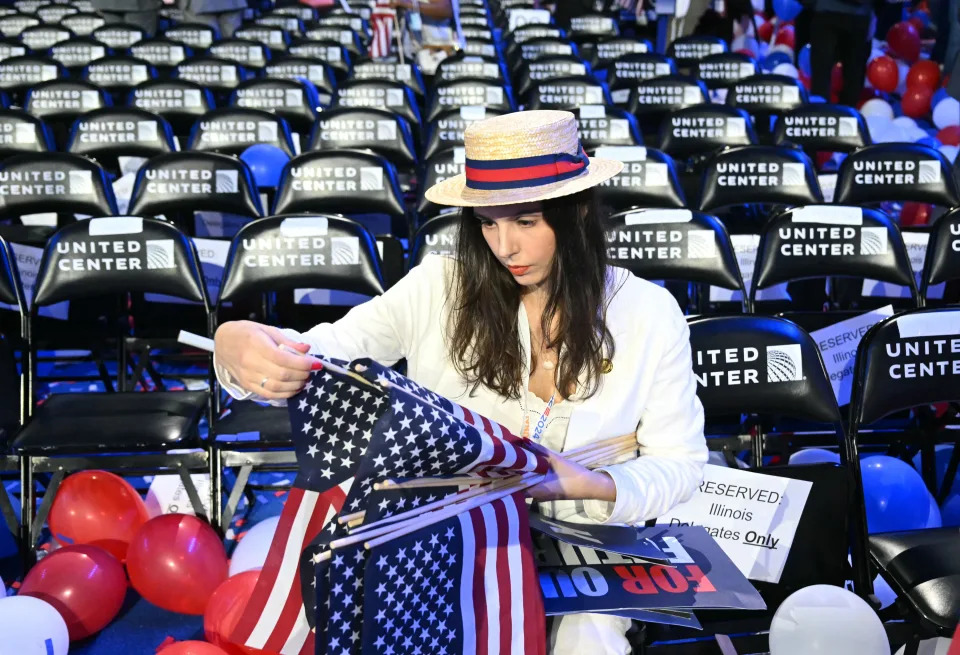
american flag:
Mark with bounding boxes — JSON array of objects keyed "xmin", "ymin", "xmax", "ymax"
[
  {"xmin": 370, "ymin": 0, "xmax": 396, "ymax": 59},
  {"xmin": 360, "ymin": 491, "xmax": 546, "ymax": 655},
  {"xmin": 234, "ymin": 360, "xmax": 547, "ymax": 654}
]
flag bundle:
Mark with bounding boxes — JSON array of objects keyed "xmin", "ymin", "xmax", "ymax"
[{"xmin": 370, "ymin": 0, "xmax": 397, "ymax": 59}]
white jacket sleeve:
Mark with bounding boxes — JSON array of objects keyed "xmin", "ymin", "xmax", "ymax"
[
  {"xmin": 582, "ymin": 299, "xmax": 708, "ymax": 525},
  {"xmin": 215, "ymin": 255, "xmax": 449, "ymax": 404}
]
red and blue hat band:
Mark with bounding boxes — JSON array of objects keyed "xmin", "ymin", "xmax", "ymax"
[{"xmin": 464, "ymin": 145, "xmax": 589, "ymax": 191}]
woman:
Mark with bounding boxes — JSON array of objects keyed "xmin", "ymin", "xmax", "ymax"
[{"xmin": 214, "ymin": 110, "xmax": 707, "ymax": 654}]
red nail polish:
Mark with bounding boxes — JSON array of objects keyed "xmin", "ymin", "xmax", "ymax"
[{"xmin": 311, "ymin": 361, "xmax": 324, "ymax": 371}]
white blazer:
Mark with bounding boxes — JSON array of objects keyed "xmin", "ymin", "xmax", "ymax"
[{"xmin": 216, "ymin": 254, "xmax": 708, "ymax": 527}]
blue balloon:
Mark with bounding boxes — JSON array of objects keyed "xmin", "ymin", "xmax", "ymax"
[
  {"xmin": 808, "ymin": 94, "xmax": 827, "ymax": 104},
  {"xmin": 861, "ymin": 455, "xmax": 938, "ymax": 533},
  {"xmin": 764, "ymin": 52, "xmax": 792, "ymax": 71},
  {"xmin": 241, "ymin": 144, "xmax": 291, "ymax": 189},
  {"xmin": 797, "ymin": 44, "xmax": 811, "ymax": 76},
  {"xmin": 931, "ymin": 88, "xmax": 950, "ymax": 108},
  {"xmin": 916, "ymin": 136, "xmax": 942, "ymax": 148},
  {"xmin": 772, "ymin": 0, "xmax": 803, "ymax": 21}
]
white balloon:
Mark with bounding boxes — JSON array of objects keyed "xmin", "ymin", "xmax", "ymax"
[
  {"xmin": 145, "ymin": 472, "xmax": 211, "ymax": 518},
  {"xmin": 789, "ymin": 448, "xmax": 840, "ymax": 465},
  {"xmin": 861, "ymin": 98, "xmax": 895, "ymax": 120},
  {"xmin": 932, "ymin": 97, "xmax": 960, "ymax": 129},
  {"xmin": 0, "ymin": 575, "xmax": 5, "ymax": 597},
  {"xmin": 772, "ymin": 63, "xmax": 799, "ymax": 79},
  {"xmin": 229, "ymin": 515, "xmax": 280, "ymax": 577},
  {"xmin": 770, "ymin": 585, "xmax": 889, "ymax": 655},
  {"xmin": 770, "ymin": 44, "xmax": 794, "ymax": 60},
  {"xmin": 873, "ymin": 574, "xmax": 898, "ymax": 609},
  {"xmin": 866, "ymin": 115, "xmax": 894, "ymax": 142},
  {"xmin": 940, "ymin": 145, "xmax": 959, "ymax": 163},
  {"xmin": 895, "ymin": 61, "xmax": 910, "ymax": 95},
  {"xmin": 894, "ymin": 638, "xmax": 953, "ymax": 655},
  {"xmin": 0, "ymin": 596, "xmax": 70, "ymax": 655},
  {"xmin": 892, "ymin": 116, "xmax": 917, "ymax": 130}
]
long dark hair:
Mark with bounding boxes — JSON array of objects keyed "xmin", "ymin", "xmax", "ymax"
[{"xmin": 445, "ymin": 187, "xmax": 619, "ymax": 401}]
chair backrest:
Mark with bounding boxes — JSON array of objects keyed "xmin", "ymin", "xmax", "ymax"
[
  {"xmin": 32, "ymin": 216, "xmax": 207, "ymax": 309},
  {"xmin": 658, "ymin": 104, "xmax": 756, "ymax": 161},
  {"xmin": 129, "ymin": 79, "xmax": 215, "ymax": 133},
  {"xmin": 264, "ymin": 55, "xmax": 337, "ymax": 102},
  {"xmin": 20, "ymin": 24, "xmax": 72, "ymax": 52},
  {"xmin": 573, "ymin": 105, "xmax": 641, "ymax": 150},
  {"xmin": 0, "ymin": 152, "xmax": 117, "ymax": 219},
  {"xmin": 515, "ymin": 55, "xmax": 590, "ymax": 98},
  {"xmin": 0, "ymin": 13, "xmax": 39, "ymax": 39},
  {"xmin": 592, "ymin": 145, "xmax": 687, "ymax": 211},
  {"xmin": 851, "ymin": 308, "xmax": 960, "ymax": 428},
  {"xmin": 49, "ymin": 37, "xmax": 112, "ymax": 72},
  {"xmin": 91, "ymin": 22, "xmax": 145, "ymax": 50},
  {"xmin": 427, "ymin": 77, "xmax": 514, "ymax": 122},
  {"xmin": 164, "ymin": 22, "xmax": 218, "ymax": 50},
  {"xmin": 209, "ymin": 37, "xmax": 271, "ymax": 69},
  {"xmin": 25, "ymin": 79, "xmax": 109, "ymax": 122},
  {"xmin": 516, "ymin": 37, "xmax": 578, "ymax": 65},
  {"xmin": 130, "ymin": 37, "xmax": 192, "ymax": 69},
  {"xmin": 218, "ymin": 213, "xmax": 387, "ymax": 305},
  {"xmin": 526, "ymin": 74, "xmax": 610, "ymax": 110},
  {"xmin": 605, "ymin": 208, "xmax": 744, "ymax": 294},
  {"xmin": 235, "ymin": 25, "xmax": 290, "ymax": 51},
  {"xmin": 128, "ymin": 151, "xmax": 263, "ymax": 218},
  {"xmin": 312, "ymin": 13, "xmax": 368, "ymax": 35},
  {"xmin": 698, "ymin": 145, "xmax": 822, "ymax": 212},
  {"xmin": 230, "ymin": 77, "xmax": 319, "ymax": 135},
  {"xmin": 434, "ymin": 54, "xmax": 504, "ymax": 84},
  {"xmin": 0, "ymin": 55, "xmax": 63, "ymax": 92},
  {"xmin": 423, "ymin": 107, "xmax": 504, "ymax": 161},
  {"xmin": 307, "ymin": 106, "xmax": 416, "ymax": 169},
  {"xmin": 186, "ymin": 107, "xmax": 296, "ymax": 157},
  {"xmin": 286, "ymin": 41, "xmax": 351, "ymax": 79},
  {"xmin": 627, "ymin": 74, "xmax": 708, "ymax": 115},
  {"xmin": 834, "ymin": 143, "xmax": 960, "ymax": 208},
  {"xmin": 921, "ymin": 207, "xmax": 960, "ymax": 293},
  {"xmin": 461, "ymin": 37, "xmax": 498, "ymax": 59},
  {"xmin": 61, "ymin": 12, "xmax": 106, "ymax": 37},
  {"xmin": 688, "ymin": 314, "xmax": 841, "ymax": 423},
  {"xmin": 695, "ymin": 52, "xmax": 758, "ymax": 89},
  {"xmin": 726, "ymin": 73, "xmax": 807, "ymax": 116},
  {"xmin": 303, "ymin": 25, "xmax": 365, "ymax": 57},
  {"xmin": 417, "ymin": 147, "xmax": 464, "ymax": 217},
  {"xmin": 272, "ymin": 149, "xmax": 406, "ymax": 219},
  {"xmin": 335, "ymin": 79, "xmax": 421, "ymax": 135},
  {"xmin": 83, "ymin": 55, "xmax": 156, "ymax": 91},
  {"xmin": 350, "ymin": 60, "xmax": 425, "ymax": 97},
  {"xmin": 255, "ymin": 14, "xmax": 304, "ymax": 34},
  {"xmin": 773, "ymin": 104, "xmax": 871, "ymax": 154},
  {"xmin": 0, "ymin": 39, "xmax": 26, "ymax": 62},
  {"xmin": 568, "ymin": 13, "xmax": 619, "ymax": 41},
  {"xmin": 176, "ymin": 56, "xmax": 248, "ymax": 93},
  {"xmin": 37, "ymin": 3, "xmax": 78, "ymax": 24},
  {"xmin": 410, "ymin": 213, "xmax": 459, "ymax": 265},
  {"xmin": 0, "ymin": 109, "xmax": 52, "ymax": 158},
  {"xmin": 0, "ymin": 234, "xmax": 25, "ymax": 324},
  {"xmin": 607, "ymin": 53, "xmax": 676, "ymax": 103},
  {"xmin": 753, "ymin": 204, "xmax": 917, "ymax": 305},
  {"xmin": 587, "ymin": 37, "xmax": 652, "ymax": 70},
  {"xmin": 666, "ymin": 35, "xmax": 727, "ymax": 70},
  {"xmin": 67, "ymin": 107, "xmax": 176, "ymax": 161}
]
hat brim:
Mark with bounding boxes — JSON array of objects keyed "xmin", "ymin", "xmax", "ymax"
[{"xmin": 423, "ymin": 157, "xmax": 624, "ymax": 208}]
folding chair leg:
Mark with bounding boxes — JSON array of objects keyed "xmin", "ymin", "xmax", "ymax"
[
  {"xmin": 221, "ymin": 464, "xmax": 253, "ymax": 533},
  {"xmin": 209, "ymin": 447, "xmax": 223, "ymax": 532},
  {"xmin": 31, "ymin": 469, "xmax": 64, "ymax": 547},
  {"xmin": 19, "ymin": 454, "xmax": 33, "ymax": 569},
  {"xmin": 903, "ymin": 638, "xmax": 920, "ymax": 655},
  {"xmin": 0, "ymin": 479, "xmax": 17, "ymax": 536}
]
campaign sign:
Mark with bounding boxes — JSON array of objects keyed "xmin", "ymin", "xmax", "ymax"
[
  {"xmin": 529, "ymin": 512, "xmax": 670, "ymax": 563},
  {"xmin": 655, "ymin": 465, "xmax": 811, "ymax": 583},
  {"xmin": 533, "ymin": 522, "xmax": 766, "ymax": 614},
  {"xmin": 811, "ymin": 305, "xmax": 895, "ymax": 405}
]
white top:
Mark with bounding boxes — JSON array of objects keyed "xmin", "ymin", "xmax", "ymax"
[{"xmin": 216, "ymin": 254, "xmax": 708, "ymax": 526}]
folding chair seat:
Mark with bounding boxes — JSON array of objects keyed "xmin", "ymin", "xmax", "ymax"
[
  {"xmin": 607, "ymin": 53, "xmax": 676, "ymax": 106},
  {"xmin": 919, "ymin": 207, "xmax": 960, "ymax": 304},
  {"xmin": 49, "ymin": 36, "xmax": 112, "ymax": 75},
  {"xmin": 128, "ymin": 151, "xmax": 264, "ymax": 237},
  {"xmin": 846, "ymin": 307, "xmax": 960, "ymax": 648},
  {"xmin": 350, "ymin": 59, "xmax": 424, "ymax": 99},
  {"xmin": 410, "ymin": 213, "xmax": 458, "ymax": 265},
  {"xmin": 0, "ymin": 55, "xmax": 65, "ymax": 105},
  {"xmin": 511, "ymin": 54, "xmax": 586, "ymax": 100},
  {"xmin": 605, "ymin": 208, "xmax": 746, "ymax": 313},
  {"xmin": 90, "ymin": 23, "xmax": 146, "ymax": 51},
  {"xmin": 572, "ymin": 105, "xmax": 641, "ymax": 151},
  {"xmin": 307, "ymin": 106, "xmax": 417, "ymax": 192},
  {"xmin": 335, "ymin": 79, "xmax": 422, "ymax": 143},
  {"xmin": 726, "ymin": 73, "xmax": 809, "ymax": 145},
  {"xmin": 129, "ymin": 79, "xmax": 216, "ymax": 142},
  {"xmin": 35, "ymin": 4, "xmax": 77, "ymax": 25},
  {"xmin": 233, "ymin": 23, "xmax": 288, "ymax": 52},
  {"xmin": 209, "ymin": 213, "xmax": 388, "ymax": 529},
  {"xmin": 83, "ymin": 55, "xmax": 157, "ymax": 104},
  {"xmin": 627, "ymin": 75, "xmax": 709, "ymax": 139},
  {"xmin": 0, "ymin": 152, "xmax": 118, "ymax": 247},
  {"xmin": 272, "ymin": 149, "xmax": 410, "ymax": 238},
  {"xmin": 695, "ymin": 52, "xmax": 758, "ymax": 91},
  {"xmin": 427, "ymin": 77, "xmax": 513, "ymax": 122},
  {"xmin": 19, "ymin": 24, "xmax": 72, "ymax": 53},
  {"xmin": 264, "ymin": 54, "xmax": 338, "ymax": 105},
  {"xmin": 187, "ymin": 107, "xmax": 296, "ymax": 157},
  {"xmin": 423, "ymin": 107, "xmax": 504, "ymax": 162},
  {"xmin": 230, "ymin": 77, "xmax": 319, "ymax": 137},
  {"xmin": 302, "ymin": 25, "xmax": 366, "ymax": 58},
  {"xmin": 208, "ymin": 37, "xmax": 272, "ymax": 70},
  {"xmin": 0, "ymin": 13, "xmax": 39, "ymax": 40},
  {"xmin": 591, "ymin": 144, "xmax": 686, "ymax": 213},
  {"xmin": 834, "ymin": 143, "xmax": 960, "ymax": 211},
  {"xmin": 666, "ymin": 35, "xmax": 727, "ymax": 76},
  {"xmin": 0, "ymin": 109, "xmax": 53, "ymax": 161},
  {"xmin": 176, "ymin": 56, "xmax": 250, "ymax": 105},
  {"xmin": 525, "ymin": 74, "xmax": 610, "ymax": 110},
  {"xmin": 164, "ymin": 22, "xmax": 219, "ymax": 50},
  {"xmin": 11, "ymin": 216, "xmax": 213, "ymax": 565},
  {"xmin": 60, "ymin": 12, "xmax": 106, "ymax": 38}
]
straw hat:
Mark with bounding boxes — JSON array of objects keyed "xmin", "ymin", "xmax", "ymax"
[{"xmin": 424, "ymin": 110, "xmax": 624, "ymax": 208}]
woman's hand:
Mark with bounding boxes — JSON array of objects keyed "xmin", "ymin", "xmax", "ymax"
[
  {"xmin": 525, "ymin": 450, "xmax": 618, "ymax": 503},
  {"xmin": 214, "ymin": 320, "xmax": 322, "ymax": 400}
]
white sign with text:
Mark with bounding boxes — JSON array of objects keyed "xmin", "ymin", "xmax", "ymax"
[
  {"xmin": 656, "ymin": 465, "xmax": 812, "ymax": 583},
  {"xmin": 810, "ymin": 305, "xmax": 894, "ymax": 406}
]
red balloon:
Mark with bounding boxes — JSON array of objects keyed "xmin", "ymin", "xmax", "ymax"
[
  {"xmin": 831, "ymin": 63, "xmax": 844, "ymax": 94},
  {"xmin": 868, "ymin": 56, "xmax": 899, "ymax": 93},
  {"xmin": 19, "ymin": 545, "xmax": 127, "ymax": 640},
  {"xmin": 907, "ymin": 60, "xmax": 941, "ymax": 91},
  {"xmin": 887, "ymin": 21, "xmax": 921, "ymax": 63},
  {"xmin": 127, "ymin": 514, "xmax": 228, "ymax": 615},
  {"xmin": 900, "ymin": 202, "xmax": 934, "ymax": 226},
  {"xmin": 901, "ymin": 85, "xmax": 933, "ymax": 118},
  {"xmin": 158, "ymin": 642, "xmax": 231, "ymax": 655},
  {"xmin": 757, "ymin": 20, "xmax": 774, "ymax": 41},
  {"xmin": 48, "ymin": 470, "xmax": 150, "ymax": 561},
  {"xmin": 204, "ymin": 570, "xmax": 262, "ymax": 654},
  {"xmin": 774, "ymin": 25, "xmax": 794, "ymax": 49},
  {"xmin": 937, "ymin": 125, "xmax": 960, "ymax": 146}
]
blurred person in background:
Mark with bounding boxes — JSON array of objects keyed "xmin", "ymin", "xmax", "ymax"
[
  {"xmin": 179, "ymin": 0, "xmax": 248, "ymax": 37},
  {"xmin": 809, "ymin": 0, "xmax": 873, "ymax": 106},
  {"xmin": 92, "ymin": 0, "xmax": 162, "ymax": 35}
]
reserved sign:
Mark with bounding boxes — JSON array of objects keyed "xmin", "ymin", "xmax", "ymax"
[
  {"xmin": 811, "ymin": 305, "xmax": 894, "ymax": 405},
  {"xmin": 656, "ymin": 465, "xmax": 812, "ymax": 583}
]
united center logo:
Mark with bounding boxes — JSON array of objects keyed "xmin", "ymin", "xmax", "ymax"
[
  {"xmin": 360, "ymin": 167, "xmax": 383, "ymax": 191},
  {"xmin": 766, "ymin": 344, "xmax": 803, "ymax": 382},
  {"xmin": 68, "ymin": 170, "xmax": 94, "ymax": 195},
  {"xmin": 215, "ymin": 170, "xmax": 238, "ymax": 193},
  {"xmin": 780, "ymin": 162, "xmax": 806, "ymax": 186},
  {"xmin": 918, "ymin": 160, "xmax": 941, "ymax": 184},
  {"xmin": 859, "ymin": 226, "xmax": 888, "ymax": 255},
  {"xmin": 145, "ymin": 239, "xmax": 175, "ymax": 269},
  {"xmin": 686, "ymin": 230, "xmax": 717, "ymax": 259},
  {"xmin": 330, "ymin": 236, "xmax": 360, "ymax": 265}
]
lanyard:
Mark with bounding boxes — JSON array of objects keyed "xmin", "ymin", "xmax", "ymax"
[{"xmin": 523, "ymin": 391, "xmax": 556, "ymax": 444}]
